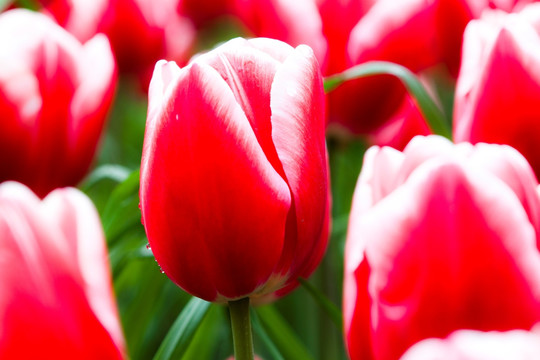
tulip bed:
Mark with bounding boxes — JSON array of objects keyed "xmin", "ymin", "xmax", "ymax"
[{"xmin": 1, "ymin": 1, "xmax": 540, "ymax": 360}]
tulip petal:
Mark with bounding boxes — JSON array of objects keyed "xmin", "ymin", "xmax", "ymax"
[
  {"xmin": 454, "ymin": 11, "xmax": 540, "ymax": 179},
  {"xmin": 269, "ymin": 44, "xmax": 329, "ymax": 280},
  {"xmin": 0, "ymin": 182, "xmax": 123, "ymax": 359},
  {"xmin": 42, "ymin": 188, "xmax": 125, "ymax": 355},
  {"xmin": 140, "ymin": 61, "xmax": 291, "ymax": 301},
  {"xmin": 347, "ymin": 160, "xmax": 540, "ymax": 360}
]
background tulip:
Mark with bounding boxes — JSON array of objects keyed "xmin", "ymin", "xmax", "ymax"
[
  {"xmin": 140, "ymin": 37, "xmax": 330, "ymax": 303},
  {"xmin": 0, "ymin": 9, "xmax": 116, "ymax": 198},
  {"xmin": 400, "ymin": 327, "xmax": 540, "ymax": 360},
  {"xmin": 231, "ymin": 0, "xmax": 327, "ymax": 70},
  {"xmin": 37, "ymin": 0, "xmax": 195, "ymax": 89},
  {"xmin": 326, "ymin": 0, "xmax": 534, "ymax": 138},
  {"xmin": 453, "ymin": 3, "xmax": 540, "ymax": 180},
  {"xmin": 344, "ymin": 135, "xmax": 540, "ymax": 360},
  {"xmin": 0, "ymin": 182, "xmax": 125, "ymax": 359}
]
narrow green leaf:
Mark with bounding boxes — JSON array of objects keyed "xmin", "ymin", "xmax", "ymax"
[
  {"xmin": 101, "ymin": 169, "xmax": 142, "ymax": 243},
  {"xmin": 153, "ymin": 297, "xmax": 212, "ymax": 360},
  {"xmin": 251, "ymin": 308, "xmax": 284, "ymax": 360},
  {"xmin": 255, "ymin": 305, "xmax": 314, "ymax": 360},
  {"xmin": 323, "ymin": 61, "xmax": 451, "ymax": 139},
  {"xmin": 80, "ymin": 164, "xmax": 131, "ymax": 192},
  {"xmin": 298, "ymin": 278, "xmax": 343, "ymax": 330}
]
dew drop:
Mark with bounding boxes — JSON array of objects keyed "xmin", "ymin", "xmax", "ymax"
[{"xmin": 146, "ymin": 243, "xmax": 151, "ymax": 250}]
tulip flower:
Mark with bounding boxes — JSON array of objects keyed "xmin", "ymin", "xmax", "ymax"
[
  {"xmin": 366, "ymin": 94, "xmax": 431, "ymax": 151},
  {"xmin": 344, "ymin": 135, "xmax": 540, "ymax": 360},
  {"xmin": 177, "ymin": 0, "xmax": 234, "ymax": 28},
  {"xmin": 316, "ymin": 0, "xmax": 375, "ymax": 76},
  {"xmin": 231, "ymin": 0, "xmax": 327, "ymax": 70},
  {"xmin": 0, "ymin": 9, "xmax": 116, "ymax": 198},
  {"xmin": 0, "ymin": 182, "xmax": 125, "ymax": 359},
  {"xmin": 37, "ymin": 0, "xmax": 195, "ymax": 88},
  {"xmin": 400, "ymin": 327, "xmax": 540, "ymax": 360},
  {"xmin": 454, "ymin": 3, "xmax": 540, "ymax": 180},
  {"xmin": 326, "ymin": 0, "xmax": 533, "ymax": 136},
  {"xmin": 140, "ymin": 37, "xmax": 330, "ymax": 303}
]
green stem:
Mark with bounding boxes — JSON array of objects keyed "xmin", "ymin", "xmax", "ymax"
[{"xmin": 229, "ymin": 297, "xmax": 254, "ymax": 360}]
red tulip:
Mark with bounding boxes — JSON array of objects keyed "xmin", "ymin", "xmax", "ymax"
[
  {"xmin": 0, "ymin": 182, "xmax": 125, "ymax": 359},
  {"xmin": 140, "ymin": 37, "xmax": 330, "ymax": 303},
  {"xmin": 454, "ymin": 3, "xmax": 540, "ymax": 180},
  {"xmin": 327, "ymin": 0, "xmax": 532, "ymax": 136},
  {"xmin": 316, "ymin": 0, "xmax": 376, "ymax": 76},
  {"xmin": 231, "ymin": 0, "xmax": 327, "ymax": 70},
  {"xmin": 400, "ymin": 327, "xmax": 540, "ymax": 360},
  {"xmin": 366, "ymin": 94, "xmax": 431, "ymax": 151},
  {"xmin": 344, "ymin": 135, "xmax": 540, "ymax": 360},
  {"xmin": 177, "ymin": 0, "xmax": 234, "ymax": 28},
  {"xmin": 98, "ymin": 0, "xmax": 195, "ymax": 85},
  {"xmin": 38, "ymin": 0, "xmax": 108, "ymax": 43},
  {"xmin": 38, "ymin": 0, "xmax": 196, "ymax": 88},
  {"xmin": 0, "ymin": 9, "xmax": 116, "ymax": 198}
]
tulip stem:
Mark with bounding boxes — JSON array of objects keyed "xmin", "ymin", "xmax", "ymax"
[{"xmin": 229, "ymin": 297, "xmax": 254, "ymax": 360}]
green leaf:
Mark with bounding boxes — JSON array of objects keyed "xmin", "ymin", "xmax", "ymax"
[
  {"xmin": 324, "ymin": 61, "xmax": 451, "ymax": 139},
  {"xmin": 101, "ymin": 169, "xmax": 142, "ymax": 244},
  {"xmin": 80, "ymin": 164, "xmax": 131, "ymax": 191},
  {"xmin": 298, "ymin": 278, "xmax": 343, "ymax": 331},
  {"xmin": 153, "ymin": 297, "xmax": 212, "ymax": 360},
  {"xmin": 255, "ymin": 305, "xmax": 314, "ymax": 360},
  {"xmin": 251, "ymin": 309, "xmax": 284, "ymax": 360}
]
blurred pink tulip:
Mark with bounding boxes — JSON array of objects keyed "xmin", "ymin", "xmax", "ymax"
[
  {"xmin": 0, "ymin": 182, "xmax": 125, "ymax": 359},
  {"xmin": 344, "ymin": 135, "xmax": 540, "ymax": 360},
  {"xmin": 454, "ymin": 3, "xmax": 540, "ymax": 180},
  {"xmin": 0, "ymin": 9, "xmax": 116, "ymax": 197},
  {"xmin": 400, "ymin": 327, "xmax": 540, "ymax": 360},
  {"xmin": 140, "ymin": 37, "xmax": 330, "ymax": 303}
]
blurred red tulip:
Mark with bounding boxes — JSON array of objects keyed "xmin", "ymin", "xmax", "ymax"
[
  {"xmin": 326, "ymin": 0, "xmax": 533, "ymax": 136},
  {"xmin": 38, "ymin": 0, "xmax": 196, "ymax": 88},
  {"xmin": 366, "ymin": 94, "xmax": 431, "ymax": 151},
  {"xmin": 454, "ymin": 3, "xmax": 540, "ymax": 180},
  {"xmin": 344, "ymin": 135, "xmax": 540, "ymax": 360},
  {"xmin": 98, "ymin": 0, "xmax": 195, "ymax": 86},
  {"xmin": 178, "ymin": 0, "xmax": 235, "ymax": 28},
  {"xmin": 140, "ymin": 37, "xmax": 330, "ymax": 303},
  {"xmin": 0, "ymin": 9, "xmax": 116, "ymax": 198},
  {"xmin": 0, "ymin": 182, "xmax": 125, "ymax": 359},
  {"xmin": 231, "ymin": 0, "xmax": 327, "ymax": 69},
  {"xmin": 400, "ymin": 327, "xmax": 540, "ymax": 360},
  {"xmin": 316, "ymin": 0, "xmax": 376, "ymax": 76}
]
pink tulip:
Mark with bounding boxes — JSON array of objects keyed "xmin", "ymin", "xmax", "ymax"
[
  {"xmin": 140, "ymin": 37, "xmax": 330, "ymax": 303},
  {"xmin": 344, "ymin": 135, "xmax": 540, "ymax": 360},
  {"xmin": 0, "ymin": 9, "xmax": 116, "ymax": 198},
  {"xmin": 400, "ymin": 327, "xmax": 540, "ymax": 360},
  {"xmin": 454, "ymin": 3, "xmax": 540, "ymax": 180},
  {"xmin": 0, "ymin": 182, "xmax": 125, "ymax": 359}
]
